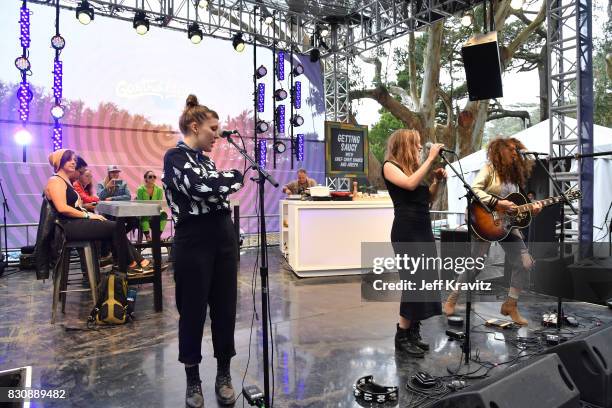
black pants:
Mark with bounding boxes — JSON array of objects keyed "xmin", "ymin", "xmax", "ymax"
[
  {"xmin": 174, "ymin": 213, "xmax": 238, "ymax": 365},
  {"xmin": 61, "ymin": 218, "xmax": 129, "ymax": 266}
]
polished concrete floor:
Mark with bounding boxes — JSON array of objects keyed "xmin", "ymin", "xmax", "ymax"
[{"xmin": 1, "ymin": 248, "xmax": 611, "ymax": 408}]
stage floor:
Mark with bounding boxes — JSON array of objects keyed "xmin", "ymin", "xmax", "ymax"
[{"xmin": 1, "ymin": 248, "xmax": 610, "ymax": 407}]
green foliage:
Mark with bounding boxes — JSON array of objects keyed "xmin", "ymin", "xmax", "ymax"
[
  {"xmin": 369, "ymin": 109, "xmax": 404, "ymax": 162},
  {"xmin": 593, "ymin": 20, "xmax": 612, "ymax": 127}
]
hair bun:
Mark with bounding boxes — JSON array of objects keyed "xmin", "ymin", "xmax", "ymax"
[{"xmin": 186, "ymin": 94, "xmax": 199, "ymax": 109}]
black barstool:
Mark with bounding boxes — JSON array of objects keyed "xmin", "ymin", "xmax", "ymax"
[{"xmin": 51, "ymin": 241, "xmax": 100, "ymax": 323}]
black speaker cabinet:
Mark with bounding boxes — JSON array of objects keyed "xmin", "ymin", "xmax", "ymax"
[
  {"xmin": 533, "ymin": 254, "xmax": 575, "ymax": 299},
  {"xmin": 440, "ymin": 228, "xmax": 470, "ymax": 281},
  {"xmin": 430, "ymin": 354, "xmax": 580, "ymax": 408},
  {"xmin": 568, "ymin": 256, "xmax": 612, "ymax": 305},
  {"xmin": 528, "ymin": 203, "xmax": 562, "ymax": 259},
  {"xmin": 0, "ymin": 366, "xmax": 30, "ymax": 408},
  {"xmin": 547, "ymin": 323, "xmax": 612, "ymax": 407},
  {"xmin": 461, "ymin": 31, "xmax": 503, "ymax": 101}
]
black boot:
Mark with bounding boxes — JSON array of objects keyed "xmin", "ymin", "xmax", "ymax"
[
  {"xmin": 185, "ymin": 365, "xmax": 204, "ymax": 408},
  {"xmin": 409, "ymin": 321, "xmax": 430, "ymax": 351},
  {"xmin": 215, "ymin": 359, "xmax": 236, "ymax": 406},
  {"xmin": 395, "ymin": 324, "xmax": 425, "ymax": 358}
]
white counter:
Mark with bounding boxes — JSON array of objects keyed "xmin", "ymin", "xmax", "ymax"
[{"xmin": 279, "ymin": 199, "xmax": 394, "ymax": 277}]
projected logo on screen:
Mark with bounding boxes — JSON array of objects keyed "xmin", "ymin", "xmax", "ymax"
[{"xmin": 116, "ymin": 79, "xmax": 187, "ymax": 99}]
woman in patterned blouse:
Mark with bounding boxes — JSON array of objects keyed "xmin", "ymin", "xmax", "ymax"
[{"xmin": 162, "ymin": 94, "xmax": 243, "ymax": 408}]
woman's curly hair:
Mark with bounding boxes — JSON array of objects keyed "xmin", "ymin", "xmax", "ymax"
[{"xmin": 487, "ymin": 136, "xmax": 534, "ymax": 187}]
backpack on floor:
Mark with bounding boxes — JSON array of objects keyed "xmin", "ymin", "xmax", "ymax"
[{"xmin": 88, "ymin": 272, "xmax": 130, "ymax": 326}]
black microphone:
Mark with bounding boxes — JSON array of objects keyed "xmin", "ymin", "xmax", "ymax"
[
  {"xmin": 220, "ymin": 130, "xmax": 239, "ymax": 138},
  {"xmin": 516, "ymin": 147, "xmax": 549, "ymax": 156},
  {"xmin": 425, "ymin": 142, "xmax": 455, "ymax": 155}
]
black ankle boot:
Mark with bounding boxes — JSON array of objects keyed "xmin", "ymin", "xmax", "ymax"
[
  {"xmin": 395, "ymin": 324, "xmax": 425, "ymax": 358},
  {"xmin": 409, "ymin": 321, "xmax": 429, "ymax": 351},
  {"xmin": 215, "ymin": 359, "xmax": 236, "ymax": 406},
  {"xmin": 185, "ymin": 365, "xmax": 204, "ymax": 408}
]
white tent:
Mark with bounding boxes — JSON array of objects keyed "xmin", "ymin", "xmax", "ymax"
[{"xmin": 445, "ymin": 119, "xmax": 612, "ymax": 242}]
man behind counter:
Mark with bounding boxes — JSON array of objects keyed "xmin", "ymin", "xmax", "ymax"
[{"xmin": 283, "ymin": 169, "xmax": 316, "ymax": 195}]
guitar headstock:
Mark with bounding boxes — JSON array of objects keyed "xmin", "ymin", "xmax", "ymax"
[{"xmin": 564, "ymin": 188, "xmax": 582, "ymax": 202}]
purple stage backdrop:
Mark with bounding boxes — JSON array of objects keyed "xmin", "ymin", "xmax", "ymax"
[{"xmin": 0, "ymin": 52, "xmax": 325, "ymax": 250}]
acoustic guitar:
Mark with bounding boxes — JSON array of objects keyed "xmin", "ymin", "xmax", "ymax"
[{"xmin": 469, "ymin": 189, "xmax": 582, "ymax": 242}]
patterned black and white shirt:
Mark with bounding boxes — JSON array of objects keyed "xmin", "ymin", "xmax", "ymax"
[{"xmin": 162, "ymin": 141, "xmax": 243, "ymax": 226}]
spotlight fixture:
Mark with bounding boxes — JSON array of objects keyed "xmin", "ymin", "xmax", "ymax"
[
  {"xmin": 263, "ymin": 12, "xmax": 274, "ymax": 25},
  {"xmin": 258, "ymin": 139, "xmax": 267, "ymax": 168},
  {"xmin": 290, "ymin": 114, "xmax": 304, "ymax": 127},
  {"xmin": 295, "ymin": 134, "xmax": 305, "ymax": 161},
  {"xmin": 133, "ymin": 11, "xmax": 150, "ymax": 35},
  {"xmin": 14, "ymin": 128, "xmax": 32, "ymax": 146},
  {"xmin": 14, "ymin": 56, "xmax": 30, "ymax": 72},
  {"xmin": 319, "ymin": 26, "xmax": 329, "ymax": 37},
  {"xmin": 198, "ymin": 0, "xmax": 209, "ymax": 9},
  {"xmin": 273, "ymin": 141, "xmax": 286, "ymax": 154},
  {"xmin": 292, "ymin": 64, "xmax": 304, "ymax": 76},
  {"xmin": 293, "ymin": 81, "xmax": 301, "ymax": 109},
  {"xmin": 256, "ymin": 65, "xmax": 267, "ymax": 79},
  {"xmin": 51, "ymin": 35, "xmax": 65, "ymax": 50},
  {"xmin": 257, "ymin": 83, "xmax": 265, "ymax": 113},
  {"xmin": 76, "ymin": 0, "xmax": 94, "ymax": 25},
  {"xmin": 188, "ymin": 22, "xmax": 203, "ymax": 44},
  {"xmin": 276, "ymin": 105, "xmax": 285, "ymax": 133},
  {"xmin": 232, "ymin": 32, "xmax": 245, "ymax": 52},
  {"xmin": 256, "ymin": 120, "xmax": 269, "ymax": 133},
  {"xmin": 461, "ymin": 13, "xmax": 473, "ymax": 27},
  {"xmin": 276, "ymin": 51, "xmax": 285, "ymax": 80},
  {"xmin": 309, "ymin": 48, "xmax": 320, "ymax": 63},
  {"xmin": 274, "ymin": 89, "xmax": 288, "ymax": 101},
  {"xmin": 510, "ymin": 0, "xmax": 525, "ymax": 10},
  {"xmin": 51, "ymin": 105, "xmax": 65, "ymax": 119}
]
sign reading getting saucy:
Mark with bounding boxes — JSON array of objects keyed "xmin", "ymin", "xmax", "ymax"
[{"xmin": 325, "ymin": 121, "xmax": 369, "ymax": 177}]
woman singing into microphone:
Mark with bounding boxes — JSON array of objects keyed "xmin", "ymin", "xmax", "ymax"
[
  {"xmin": 382, "ymin": 130, "xmax": 446, "ymax": 358},
  {"xmin": 162, "ymin": 95, "xmax": 243, "ymax": 408}
]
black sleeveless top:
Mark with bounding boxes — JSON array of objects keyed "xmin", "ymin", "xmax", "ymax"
[
  {"xmin": 382, "ymin": 161, "xmax": 430, "ymax": 215},
  {"xmin": 51, "ymin": 175, "xmax": 80, "ymax": 219}
]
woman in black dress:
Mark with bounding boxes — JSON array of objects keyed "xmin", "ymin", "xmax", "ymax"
[{"xmin": 382, "ymin": 129, "xmax": 447, "ymax": 357}]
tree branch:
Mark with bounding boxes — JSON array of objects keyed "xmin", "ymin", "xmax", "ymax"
[
  {"xmin": 350, "ymin": 86, "xmax": 422, "ymax": 130},
  {"xmin": 503, "ymin": 0, "xmax": 547, "ymax": 65},
  {"xmin": 358, "ymin": 54, "xmax": 383, "ymax": 86},
  {"xmin": 487, "ymin": 100, "xmax": 531, "ymax": 125},
  {"xmin": 389, "ymin": 85, "xmax": 417, "ymax": 110},
  {"xmin": 437, "ymin": 87, "xmax": 452, "ymax": 127},
  {"xmin": 511, "ymin": 9, "xmax": 547, "ymax": 38}
]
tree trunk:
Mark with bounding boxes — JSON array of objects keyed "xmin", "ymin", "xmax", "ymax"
[{"xmin": 419, "ymin": 21, "xmax": 445, "ymax": 142}]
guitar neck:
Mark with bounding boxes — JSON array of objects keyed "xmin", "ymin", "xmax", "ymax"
[{"xmin": 517, "ymin": 196, "xmax": 566, "ymax": 213}]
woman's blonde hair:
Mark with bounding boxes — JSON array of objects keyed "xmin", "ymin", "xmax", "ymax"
[{"xmin": 384, "ymin": 129, "xmax": 422, "ymax": 175}]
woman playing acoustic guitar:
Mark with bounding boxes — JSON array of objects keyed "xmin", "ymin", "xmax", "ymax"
[{"xmin": 443, "ymin": 137, "xmax": 542, "ymax": 325}]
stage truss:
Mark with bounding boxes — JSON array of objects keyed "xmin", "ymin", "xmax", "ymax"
[{"xmin": 29, "ymin": 0, "xmax": 594, "ymax": 243}]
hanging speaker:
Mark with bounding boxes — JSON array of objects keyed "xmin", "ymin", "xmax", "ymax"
[{"xmin": 461, "ymin": 31, "xmax": 503, "ymax": 101}]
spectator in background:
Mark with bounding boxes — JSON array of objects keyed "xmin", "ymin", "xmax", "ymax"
[
  {"xmin": 97, "ymin": 165, "xmax": 131, "ymax": 201},
  {"xmin": 73, "ymin": 157, "xmax": 99, "ymax": 212},
  {"xmin": 527, "ymin": 190, "xmax": 536, "ymax": 202},
  {"xmin": 136, "ymin": 170, "xmax": 168, "ymax": 241},
  {"xmin": 282, "ymin": 169, "xmax": 316, "ymax": 195}
]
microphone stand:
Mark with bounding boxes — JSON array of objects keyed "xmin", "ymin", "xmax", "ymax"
[
  {"xmin": 527, "ymin": 153, "xmax": 578, "ymax": 330},
  {"xmin": 225, "ymin": 133, "xmax": 278, "ymax": 407},
  {"xmin": 439, "ymin": 152, "xmax": 492, "ymax": 371},
  {"xmin": 0, "ymin": 179, "xmax": 10, "ymax": 274}
]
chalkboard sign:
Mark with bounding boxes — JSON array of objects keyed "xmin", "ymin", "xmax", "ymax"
[{"xmin": 325, "ymin": 121, "xmax": 368, "ymax": 177}]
